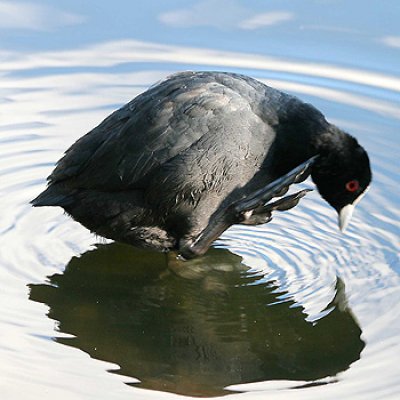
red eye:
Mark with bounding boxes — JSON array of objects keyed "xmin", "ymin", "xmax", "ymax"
[{"xmin": 345, "ymin": 180, "xmax": 360, "ymax": 192}]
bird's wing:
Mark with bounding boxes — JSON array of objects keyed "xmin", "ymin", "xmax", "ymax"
[{"xmin": 48, "ymin": 72, "xmax": 263, "ymax": 191}]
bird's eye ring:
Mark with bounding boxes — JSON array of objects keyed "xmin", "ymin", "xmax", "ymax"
[{"xmin": 345, "ymin": 180, "xmax": 359, "ymax": 192}]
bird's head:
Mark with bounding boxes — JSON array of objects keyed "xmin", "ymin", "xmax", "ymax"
[{"xmin": 311, "ymin": 128, "xmax": 372, "ymax": 231}]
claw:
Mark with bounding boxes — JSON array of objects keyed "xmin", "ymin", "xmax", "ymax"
[
  {"xmin": 293, "ymin": 163, "xmax": 314, "ymax": 183},
  {"xmin": 233, "ymin": 155, "xmax": 318, "ymax": 213},
  {"xmin": 265, "ymin": 189, "xmax": 312, "ymax": 212},
  {"xmin": 274, "ymin": 186, "xmax": 290, "ymax": 197},
  {"xmin": 239, "ymin": 189, "xmax": 312, "ymax": 225}
]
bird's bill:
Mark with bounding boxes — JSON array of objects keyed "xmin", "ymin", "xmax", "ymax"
[
  {"xmin": 339, "ymin": 204, "xmax": 354, "ymax": 232},
  {"xmin": 338, "ymin": 186, "xmax": 370, "ymax": 232}
]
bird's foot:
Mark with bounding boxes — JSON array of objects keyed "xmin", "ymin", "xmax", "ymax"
[
  {"xmin": 239, "ymin": 189, "xmax": 312, "ymax": 225},
  {"xmin": 179, "ymin": 156, "xmax": 318, "ymax": 260}
]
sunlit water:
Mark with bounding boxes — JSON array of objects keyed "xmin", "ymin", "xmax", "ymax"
[{"xmin": 1, "ymin": 3, "xmax": 400, "ymax": 400}]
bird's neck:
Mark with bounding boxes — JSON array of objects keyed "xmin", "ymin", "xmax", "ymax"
[
  {"xmin": 311, "ymin": 125, "xmax": 351, "ymax": 155},
  {"xmin": 272, "ymin": 122, "xmax": 352, "ymax": 181},
  {"xmin": 311, "ymin": 125, "xmax": 357, "ymax": 167}
]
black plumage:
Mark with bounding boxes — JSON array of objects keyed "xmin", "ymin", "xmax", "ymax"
[{"xmin": 32, "ymin": 71, "xmax": 371, "ymax": 258}]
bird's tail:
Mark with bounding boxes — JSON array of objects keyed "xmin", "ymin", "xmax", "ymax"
[{"xmin": 31, "ymin": 184, "xmax": 75, "ymax": 207}]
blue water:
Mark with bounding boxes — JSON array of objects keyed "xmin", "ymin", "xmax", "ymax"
[{"xmin": 1, "ymin": 1, "xmax": 399, "ymax": 399}]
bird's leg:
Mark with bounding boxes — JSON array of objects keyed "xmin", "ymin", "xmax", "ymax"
[
  {"xmin": 179, "ymin": 155, "xmax": 318, "ymax": 260},
  {"xmin": 240, "ymin": 189, "xmax": 311, "ymax": 225}
]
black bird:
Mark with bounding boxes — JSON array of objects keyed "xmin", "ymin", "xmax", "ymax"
[{"xmin": 32, "ymin": 71, "xmax": 372, "ymax": 259}]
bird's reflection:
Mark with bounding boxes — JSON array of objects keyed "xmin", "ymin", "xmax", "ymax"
[{"xmin": 29, "ymin": 243, "xmax": 364, "ymax": 397}]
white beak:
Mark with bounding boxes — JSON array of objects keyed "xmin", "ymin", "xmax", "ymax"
[
  {"xmin": 338, "ymin": 186, "xmax": 370, "ymax": 232},
  {"xmin": 339, "ymin": 204, "xmax": 354, "ymax": 232}
]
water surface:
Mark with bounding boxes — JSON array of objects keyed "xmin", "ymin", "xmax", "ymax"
[{"xmin": 1, "ymin": 1, "xmax": 399, "ymax": 399}]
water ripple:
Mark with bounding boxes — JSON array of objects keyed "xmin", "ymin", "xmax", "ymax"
[{"xmin": 0, "ymin": 40, "xmax": 399, "ymax": 399}]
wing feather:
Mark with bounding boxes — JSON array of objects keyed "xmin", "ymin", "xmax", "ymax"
[{"xmin": 47, "ymin": 72, "xmax": 269, "ymax": 191}]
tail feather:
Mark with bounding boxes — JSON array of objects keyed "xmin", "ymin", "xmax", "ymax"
[{"xmin": 31, "ymin": 184, "xmax": 75, "ymax": 207}]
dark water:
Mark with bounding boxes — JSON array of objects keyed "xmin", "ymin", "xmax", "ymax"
[
  {"xmin": 1, "ymin": 1, "xmax": 399, "ymax": 399},
  {"xmin": 29, "ymin": 245, "xmax": 364, "ymax": 397}
]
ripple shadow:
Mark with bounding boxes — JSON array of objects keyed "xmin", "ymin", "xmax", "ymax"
[{"xmin": 29, "ymin": 243, "xmax": 364, "ymax": 397}]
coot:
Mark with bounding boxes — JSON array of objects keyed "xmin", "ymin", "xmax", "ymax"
[{"xmin": 32, "ymin": 71, "xmax": 372, "ymax": 259}]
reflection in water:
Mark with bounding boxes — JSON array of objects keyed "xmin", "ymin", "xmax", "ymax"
[
  {"xmin": 1, "ymin": 1, "xmax": 399, "ymax": 397},
  {"xmin": 29, "ymin": 244, "xmax": 364, "ymax": 397}
]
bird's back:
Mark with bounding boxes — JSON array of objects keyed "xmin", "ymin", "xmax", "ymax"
[{"xmin": 43, "ymin": 72, "xmax": 295, "ymax": 193}]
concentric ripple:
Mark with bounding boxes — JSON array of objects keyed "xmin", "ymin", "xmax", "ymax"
[{"xmin": 1, "ymin": 40, "xmax": 399, "ymax": 400}]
